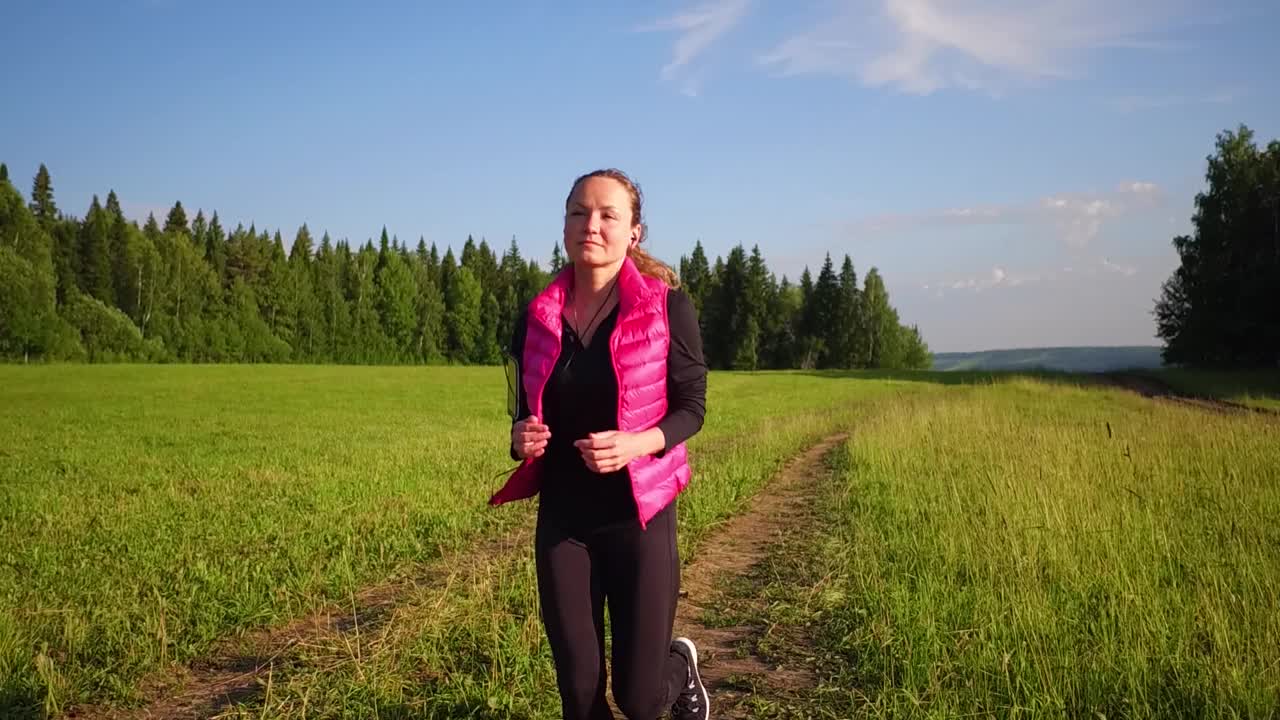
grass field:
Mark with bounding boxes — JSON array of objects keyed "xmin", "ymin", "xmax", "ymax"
[
  {"xmin": 2, "ymin": 366, "xmax": 1277, "ymax": 718},
  {"xmin": 0, "ymin": 365, "xmax": 927, "ymax": 718},
  {"xmin": 727, "ymin": 379, "xmax": 1280, "ymax": 718}
]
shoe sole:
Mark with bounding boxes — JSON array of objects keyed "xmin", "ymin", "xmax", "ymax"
[{"xmin": 674, "ymin": 636, "xmax": 710, "ymax": 720}]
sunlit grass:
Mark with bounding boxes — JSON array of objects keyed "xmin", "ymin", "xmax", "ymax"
[
  {"xmin": 804, "ymin": 379, "xmax": 1280, "ymax": 717},
  {"xmin": 0, "ymin": 365, "xmax": 926, "ymax": 718}
]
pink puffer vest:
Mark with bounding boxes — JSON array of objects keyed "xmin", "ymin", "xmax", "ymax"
[{"xmin": 489, "ymin": 256, "xmax": 692, "ymax": 529}]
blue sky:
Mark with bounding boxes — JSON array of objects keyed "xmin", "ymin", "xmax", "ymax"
[{"xmin": 3, "ymin": 0, "xmax": 1277, "ymax": 352}]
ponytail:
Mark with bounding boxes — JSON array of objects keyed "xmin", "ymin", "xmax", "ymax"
[{"xmin": 628, "ymin": 245, "xmax": 680, "ymax": 288}]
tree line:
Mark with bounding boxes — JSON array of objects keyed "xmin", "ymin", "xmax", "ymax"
[
  {"xmin": 0, "ymin": 163, "xmax": 929, "ymax": 370},
  {"xmin": 1156, "ymin": 124, "xmax": 1280, "ymax": 368}
]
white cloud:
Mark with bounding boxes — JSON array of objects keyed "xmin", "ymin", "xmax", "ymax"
[
  {"xmin": 643, "ymin": 0, "xmax": 751, "ymax": 87},
  {"xmin": 759, "ymin": 0, "xmax": 1187, "ymax": 95},
  {"xmin": 936, "ymin": 264, "xmax": 1038, "ymax": 294},
  {"xmin": 1120, "ymin": 181, "xmax": 1159, "ymax": 195},
  {"xmin": 850, "ymin": 180, "xmax": 1163, "ymax": 248}
]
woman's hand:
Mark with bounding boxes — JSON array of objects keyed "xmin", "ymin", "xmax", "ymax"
[
  {"xmin": 512, "ymin": 415, "xmax": 551, "ymax": 459},
  {"xmin": 574, "ymin": 428, "xmax": 665, "ymax": 474}
]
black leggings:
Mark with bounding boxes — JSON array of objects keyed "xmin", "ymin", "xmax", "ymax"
[{"xmin": 535, "ymin": 500, "xmax": 689, "ymax": 720}]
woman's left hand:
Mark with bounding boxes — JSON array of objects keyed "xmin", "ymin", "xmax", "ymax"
[{"xmin": 574, "ymin": 428, "xmax": 664, "ymax": 474}]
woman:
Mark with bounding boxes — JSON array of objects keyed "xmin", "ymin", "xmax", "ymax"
[{"xmin": 491, "ymin": 169, "xmax": 710, "ymax": 720}]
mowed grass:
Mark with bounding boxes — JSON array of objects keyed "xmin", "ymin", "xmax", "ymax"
[
  {"xmin": 0, "ymin": 365, "xmax": 930, "ymax": 718},
  {"xmin": 755, "ymin": 378, "xmax": 1280, "ymax": 718}
]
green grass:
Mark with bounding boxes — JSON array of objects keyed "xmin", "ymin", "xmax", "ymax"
[
  {"xmin": 736, "ymin": 378, "xmax": 1280, "ymax": 718},
  {"xmin": 1151, "ymin": 367, "xmax": 1280, "ymax": 411},
  {"xmin": 7, "ymin": 367, "xmax": 1277, "ymax": 718},
  {"xmin": 0, "ymin": 365, "xmax": 929, "ymax": 718}
]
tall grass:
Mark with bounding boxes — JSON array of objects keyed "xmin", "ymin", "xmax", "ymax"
[{"xmin": 809, "ymin": 379, "xmax": 1280, "ymax": 717}]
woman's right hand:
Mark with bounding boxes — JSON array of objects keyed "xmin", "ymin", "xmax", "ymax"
[{"xmin": 512, "ymin": 415, "xmax": 551, "ymax": 459}]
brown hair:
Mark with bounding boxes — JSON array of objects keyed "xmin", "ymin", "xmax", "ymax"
[{"xmin": 567, "ymin": 168, "xmax": 680, "ymax": 288}]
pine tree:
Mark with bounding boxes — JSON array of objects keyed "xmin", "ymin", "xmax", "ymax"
[
  {"xmin": 550, "ymin": 242, "xmax": 567, "ymax": 273},
  {"xmin": 315, "ymin": 233, "xmax": 351, "ymax": 361},
  {"xmin": 78, "ymin": 196, "xmax": 115, "ymax": 303},
  {"xmin": 445, "ymin": 266, "xmax": 483, "ymax": 363},
  {"xmin": 256, "ymin": 231, "xmax": 292, "ymax": 344},
  {"xmin": 376, "ymin": 247, "xmax": 418, "ymax": 360},
  {"xmin": 678, "ymin": 240, "xmax": 712, "ymax": 314},
  {"xmin": 427, "ymin": 242, "xmax": 441, "ymax": 288},
  {"xmin": 763, "ymin": 275, "xmax": 801, "ymax": 369},
  {"xmin": 287, "ymin": 225, "xmax": 322, "ymax": 359},
  {"xmin": 190, "ymin": 210, "xmax": 208, "ymax": 251},
  {"xmin": 104, "ymin": 189, "xmax": 123, "ymax": 219},
  {"xmin": 29, "ymin": 164, "xmax": 58, "ymax": 227},
  {"xmin": 439, "ymin": 247, "xmax": 457, "ymax": 321},
  {"xmin": 796, "ymin": 267, "xmax": 820, "ymax": 368},
  {"xmin": 807, "ymin": 254, "xmax": 840, "ymax": 368},
  {"xmin": 204, "ymin": 212, "xmax": 228, "ymax": 286},
  {"xmin": 50, "ymin": 218, "xmax": 78, "ymax": 305},
  {"xmin": 498, "ymin": 237, "xmax": 526, "ymax": 348},
  {"xmin": 164, "ymin": 201, "xmax": 189, "ymax": 236},
  {"xmin": 377, "ymin": 227, "xmax": 391, "ymax": 274},
  {"xmin": 744, "ymin": 246, "xmax": 770, "ymax": 343},
  {"xmin": 704, "ymin": 246, "xmax": 749, "ymax": 370},
  {"xmin": 106, "ymin": 191, "xmax": 131, "ymax": 313},
  {"xmin": 476, "ymin": 291, "xmax": 503, "ymax": 364},
  {"xmin": 350, "ymin": 243, "xmax": 387, "ymax": 363},
  {"xmin": 412, "ymin": 253, "xmax": 445, "ymax": 363},
  {"xmin": 836, "ymin": 255, "xmax": 862, "ymax": 368}
]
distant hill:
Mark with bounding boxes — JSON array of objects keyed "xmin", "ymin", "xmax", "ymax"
[{"xmin": 931, "ymin": 346, "xmax": 1164, "ymax": 373}]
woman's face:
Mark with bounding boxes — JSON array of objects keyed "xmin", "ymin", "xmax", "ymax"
[{"xmin": 563, "ymin": 176, "xmax": 639, "ymax": 270}]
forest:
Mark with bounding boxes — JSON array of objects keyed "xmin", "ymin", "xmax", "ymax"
[{"xmin": 0, "ymin": 164, "xmax": 929, "ymax": 369}]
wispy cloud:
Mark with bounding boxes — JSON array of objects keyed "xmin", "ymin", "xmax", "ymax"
[
  {"xmin": 642, "ymin": 0, "xmax": 752, "ymax": 93},
  {"xmin": 853, "ymin": 180, "xmax": 1164, "ymax": 248},
  {"xmin": 759, "ymin": 0, "xmax": 1188, "ymax": 95},
  {"xmin": 923, "ymin": 265, "xmax": 1041, "ymax": 294},
  {"xmin": 923, "ymin": 256, "xmax": 1138, "ymax": 297}
]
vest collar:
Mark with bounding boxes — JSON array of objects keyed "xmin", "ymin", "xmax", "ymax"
[{"xmin": 530, "ymin": 255, "xmax": 661, "ymax": 332}]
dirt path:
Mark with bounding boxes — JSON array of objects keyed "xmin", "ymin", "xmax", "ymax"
[
  {"xmin": 66, "ymin": 436, "xmax": 844, "ymax": 720},
  {"xmin": 671, "ymin": 434, "xmax": 846, "ymax": 719},
  {"xmin": 65, "ymin": 525, "xmax": 533, "ymax": 720},
  {"xmin": 1098, "ymin": 372, "xmax": 1277, "ymax": 416}
]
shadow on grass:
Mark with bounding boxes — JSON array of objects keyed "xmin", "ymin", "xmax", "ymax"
[
  {"xmin": 785, "ymin": 367, "xmax": 1098, "ymax": 388},
  {"xmin": 776, "ymin": 366, "xmax": 1280, "ymax": 414}
]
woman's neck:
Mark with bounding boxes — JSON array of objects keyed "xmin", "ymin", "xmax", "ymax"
[{"xmin": 572, "ymin": 261, "xmax": 622, "ymax": 306}]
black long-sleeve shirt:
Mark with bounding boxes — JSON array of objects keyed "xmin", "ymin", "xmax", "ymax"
[{"xmin": 510, "ymin": 288, "xmax": 707, "ymax": 529}]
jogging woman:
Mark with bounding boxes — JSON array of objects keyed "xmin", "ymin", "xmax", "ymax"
[{"xmin": 491, "ymin": 168, "xmax": 710, "ymax": 720}]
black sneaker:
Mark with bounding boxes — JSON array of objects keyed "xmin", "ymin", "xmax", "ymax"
[{"xmin": 670, "ymin": 637, "xmax": 709, "ymax": 720}]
